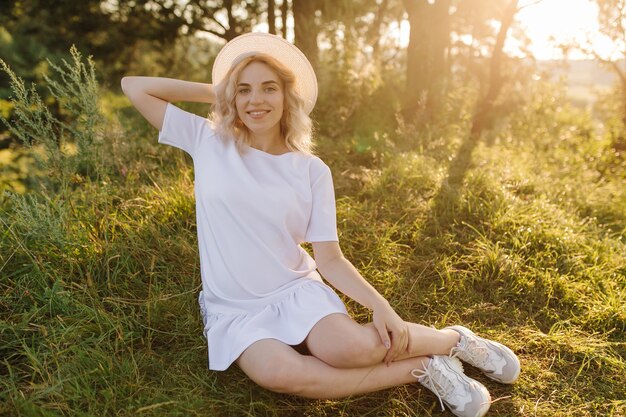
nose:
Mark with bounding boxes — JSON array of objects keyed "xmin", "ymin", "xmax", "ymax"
[{"xmin": 250, "ymin": 89, "xmax": 263, "ymax": 104}]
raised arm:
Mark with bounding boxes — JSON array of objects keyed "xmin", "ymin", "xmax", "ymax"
[{"xmin": 120, "ymin": 76, "xmax": 216, "ymax": 131}]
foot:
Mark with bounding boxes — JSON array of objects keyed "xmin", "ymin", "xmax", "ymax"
[
  {"xmin": 445, "ymin": 325, "xmax": 521, "ymax": 384},
  {"xmin": 412, "ymin": 355, "xmax": 491, "ymax": 417}
]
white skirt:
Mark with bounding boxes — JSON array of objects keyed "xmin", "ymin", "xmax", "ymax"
[{"xmin": 198, "ymin": 279, "xmax": 349, "ymax": 371}]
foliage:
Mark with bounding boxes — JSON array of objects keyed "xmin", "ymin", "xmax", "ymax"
[
  {"xmin": 593, "ymin": 87, "xmax": 626, "ymax": 180},
  {"xmin": 588, "ymin": 0, "xmax": 626, "ymax": 135},
  {"xmin": 596, "ymin": 0, "xmax": 626, "ymax": 48},
  {"xmin": 0, "ymin": 0, "xmax": 185, "ymax": 86},
  {"xmin": 119, "ymin": 35, "xmax": 221, "ymax": 88},
  {"xmin": 0, "ymin": 26, "xmax": 51, "ymax": 100},
  {"xmin": 0, "ymin": 45, "xmax": 109, "ymax": 193}
]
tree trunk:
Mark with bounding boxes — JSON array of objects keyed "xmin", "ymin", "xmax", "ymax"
[
  {"xmin": 426, "ymin": 0, "xmax": 451, "ymax": 119},
  {"xmin": 268, "ymin": 0, "xmax": 276, "ymax": 35},
  {"xmin": 293, "ymin": 0, "xmax": 320, "ymax": 70},
  {"xmin": 368, "ymin": 0, "xmax": 390, "ymax": 67},
  {"xmin": 222, "ymin": 0, "xmax": 240, "ymax": 40},
  {"xmin": 403, "ymin": 0, "xmax": 428, "ymax": 120},
  {"xmin": 280, "ymin": 0, "xmax": 288, "ymax": 38},
  {"xmin": 470, "ymin": 0, "xmax": 519, "ymax": 138},
  {"xmin": 402, "ymin": 0, "xmax": 451, "ymax": 122}
]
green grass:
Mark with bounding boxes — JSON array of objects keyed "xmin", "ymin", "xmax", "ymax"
[{"xmin": 1, "ymin": 73, "xmax": 625, "ymax": 415}]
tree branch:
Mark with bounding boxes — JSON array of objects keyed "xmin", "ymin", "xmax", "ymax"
[
  {"xmin": 192, "ymin": 27, "xmax": 228, "ymax": 41},
  {"xmin": 517, "ymin": 0, "xmax": 543, "ymax": 12}
]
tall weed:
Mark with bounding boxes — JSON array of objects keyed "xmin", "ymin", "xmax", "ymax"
[{"xmin": 0, "ymin": 44, "xmax": 106, "ymax": 194}]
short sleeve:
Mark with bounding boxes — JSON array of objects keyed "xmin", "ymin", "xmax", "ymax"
[
  {"xmin": 304, "ymin": 162, "xmax": 339, "ymax": 242},
  {"xmin": 158, "ymin": 102, "xmax": 212, "ymax": 157}
]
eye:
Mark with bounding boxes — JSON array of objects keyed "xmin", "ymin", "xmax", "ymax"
[
  {"xmin": 265, "ymin": 86, "xmax": 277, "ymax": 93},
  {"xmin": 237, "ymin": 88, "xmax": 250, "ymax": 95}
]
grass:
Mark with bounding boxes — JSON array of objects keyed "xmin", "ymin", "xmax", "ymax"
[{"xmin": 0, "ymin": 59, "xmax": 625, "ymax": 416}]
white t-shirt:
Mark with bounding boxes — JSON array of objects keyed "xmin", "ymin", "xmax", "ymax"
[{"xmin": 158, "ymin": 103, "xmax": 339, "ymax": 315}]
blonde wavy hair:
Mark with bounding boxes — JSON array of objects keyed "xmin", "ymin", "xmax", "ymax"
[{"xmin": 211, "ymin": 53, "xmax": 317, "ymax": 156}]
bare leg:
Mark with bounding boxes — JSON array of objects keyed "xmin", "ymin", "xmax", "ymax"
[
  {"xmin": 304, "ymin": 313, "xmax": 460, "ymax": 368},
  {"xmin": 236, "ymin": 338, "xmax": 430, "ymax": 399}
]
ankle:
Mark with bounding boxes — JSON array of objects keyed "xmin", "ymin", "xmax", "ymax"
[
  {"xmin": 441, "ymin": 328, "xmax": 461, "ymax": 351},
  {"xmin": 416, "ymin": 356, "xmax": 431, "ymax": 371}
]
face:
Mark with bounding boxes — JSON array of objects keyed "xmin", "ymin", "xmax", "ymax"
[{"xmin": 235, "ymin": 61, "xmax": 285, "ymax": 139}]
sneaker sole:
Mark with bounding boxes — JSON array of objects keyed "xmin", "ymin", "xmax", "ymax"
[{"xmin": 473, "ymin": 384, "xmax": 492, "ymax": 417}]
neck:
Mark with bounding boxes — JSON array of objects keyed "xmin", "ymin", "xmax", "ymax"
[{"xmin": 250, "ymin": 127, "xmax": 285, "ymax": 153}]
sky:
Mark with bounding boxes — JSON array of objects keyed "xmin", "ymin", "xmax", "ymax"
[{"xmin": 514, "ymin": 0, "xmax": 614, "ymax": 60}]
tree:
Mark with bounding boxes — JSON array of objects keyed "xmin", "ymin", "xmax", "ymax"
[
  {"xmin": 293, "ymin": 0, "xmax": 322, "ymax": 69},
  {"xmin": 402, "ymin": 0, "xmax": 452, "ymax": 122},
  {"xmin": 183, "ymin": 0, "xmax": 262, "ymax": 41},
  {"xmin": 306, "ymin": 0, "xmax": 406, "ymax": 138},
  {"xmin": 0, "ymin": 0, "xmax": 268, "ymax": 87},
  {"xmin": 0, "ymin": 0, "xmax": 191, "ymax": 90},
  {"xmin": 591, "ymin": 0, "xmax": 626, "ymax": 126},
  {"xmin": 470, "ymin": 0, "xmax": 520, "ymax": 138},
  {"xmin": 268, "ymin": 0, "xmax": 277, "ymax": 35}
]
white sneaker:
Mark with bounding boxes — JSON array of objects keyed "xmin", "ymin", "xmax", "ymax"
[
  {"xmin": 446, "ymin": 325, "xmax": 521, "ymax": 384},
  {"xmin": 412, "ymin": 355, "xmax": 491, "ymax": 417}
]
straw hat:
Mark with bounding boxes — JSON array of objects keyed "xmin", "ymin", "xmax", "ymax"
[{"xmin": 212, "ymin": 32, "xmax": 318, "ymax": 115}]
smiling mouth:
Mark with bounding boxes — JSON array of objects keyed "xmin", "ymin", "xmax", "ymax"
[{"xmin": 247, "ymin": 110, "xmax": 270, "ymax": 119}]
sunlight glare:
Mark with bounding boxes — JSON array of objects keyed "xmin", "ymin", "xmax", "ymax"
[
  {"xmin": 392, "ymin": 0, "xmax": 616, "ymax": 60},
  {"xmin": 515, "ymin": 0, "xmax": 606, "ymax": 59}
]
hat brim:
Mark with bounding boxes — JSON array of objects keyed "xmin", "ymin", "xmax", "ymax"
[{"xmin": 212, "ymin": 32, "xmax": 318, "ymax": 115}]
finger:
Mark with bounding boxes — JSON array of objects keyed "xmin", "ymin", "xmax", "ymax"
[
  {"xmin": 384, "ymin": 343, "xmax": 393, "ymax": 365},
  {"xmin": 399, "ymin": 331, "xmax": 409, "ymax": 357},
  {"xmin": 376, "ymin": 324, "xmax": 391, "ymax": 351},
  {"xmin": 388, "ymin": 333, "xmax": 404, "ymax": 364},
  {"xmin": 384, "ymin": 333, "xmax": 395, "ymax": 364},
  {"xmin": 395, "ymin": 329, "xmax": 407, "ymax": 355},
  {"xmin": 405, "ymin": 327, "xmax": 411, "ymax": 354},
  {"xmin": 387, "ymin": 329, "xmax": 408, "ymax": 364}
]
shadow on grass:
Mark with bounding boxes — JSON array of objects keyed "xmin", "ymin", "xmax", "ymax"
[{"xmin": 420, "ymin": 134, "xmax": 480, "ymax": 238}]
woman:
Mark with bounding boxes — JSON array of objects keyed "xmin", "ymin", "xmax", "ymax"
[{"xmin": 121, "ymin": 32, "xmax": 520, "ymax": 417}]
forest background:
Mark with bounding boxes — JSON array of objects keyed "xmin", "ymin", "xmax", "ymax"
[{"xmin": 0, "ymin": 0, "xmax": 625, "ymax": 416}]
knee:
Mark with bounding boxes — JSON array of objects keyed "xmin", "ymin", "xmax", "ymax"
[
  {"xmin": 353, "ymin": 333, "xmax": 386, "ymax": 366},
  {"xmin": 330, "ymin": 331, "xmax": 385, "ymax": 368}
]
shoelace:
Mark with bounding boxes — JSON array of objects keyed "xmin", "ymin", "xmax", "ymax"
[
  {"xmin": 450, "ymin": 336, "xmax": 491, "ymax": 369},
  {"xmin": 411, "ymin": 362, "xmax": 455, "ymax": 412}
]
